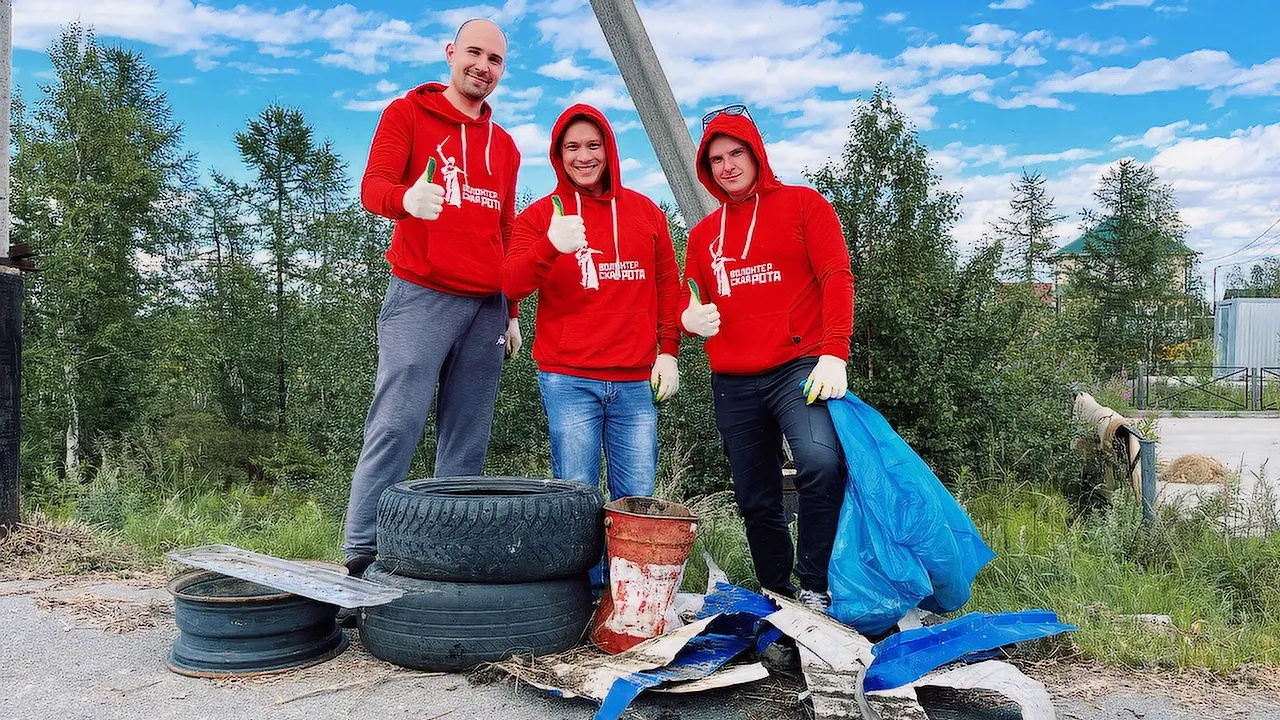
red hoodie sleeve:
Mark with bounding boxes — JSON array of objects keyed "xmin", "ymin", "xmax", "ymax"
[
  {"xmin": 502, "ymin": 140, "xmax": 523, "ymax": 318},
  {"xmin": 361, "ymin": 99, "xmax": 414, "ymax": 220},
  {"xmin": 678, "ymin": 223, "xmax": 716, "ymax": 336},
  {"xmin": 502, "ymin": 200, "xmax": 563, "ymax": 301},
  {"xmin": 653, "ymin": 204, "xmax": 681, "ymax": 356},
  {"xmin": 800, "ymin": 189, "xmax": 855, "ymax": 360}
]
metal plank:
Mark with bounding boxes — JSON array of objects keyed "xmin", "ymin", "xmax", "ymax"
[{"xmin": 166, "ymin": 544, "xmax": 404, "ymax": 609}]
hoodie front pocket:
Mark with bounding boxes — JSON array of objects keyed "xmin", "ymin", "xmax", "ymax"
[
  {"xmin": 707, "ymin": 311, "xmax": 794, "ymax": 367},
  {"xmin": 553, "ymin": 311, "xmax": 656, "ymax": 370}
]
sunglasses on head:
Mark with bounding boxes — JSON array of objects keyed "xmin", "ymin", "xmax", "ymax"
[{"xmin": 701, "ymin": 104, "xmax": 752, "ymax": 129}]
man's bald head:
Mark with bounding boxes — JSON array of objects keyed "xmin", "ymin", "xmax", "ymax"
[
  {"xmin": 445, "ymin": 18, "xmax": 508, "ymax": 103},
  {"xmin": 455, "ymin": 18, "xmax": 507, "ymax": 47}
]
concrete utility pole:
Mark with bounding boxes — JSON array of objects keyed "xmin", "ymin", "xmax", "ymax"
[
  {"xmin": 1, "ymin": 0, "xmax": 20, "ymax": 531},
  {"xmin": 587, "ymin": 0, "xmax": 718, "ymax": 226}
]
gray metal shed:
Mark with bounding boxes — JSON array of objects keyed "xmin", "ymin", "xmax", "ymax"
[{"xmin": 1215, "ymin": 297, "xmax": 1280, "ymax": 370}]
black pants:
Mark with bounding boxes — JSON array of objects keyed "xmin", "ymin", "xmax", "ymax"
[{"xmin": 712, "ymin": 357, "xmax": 846, "ymax": 595}]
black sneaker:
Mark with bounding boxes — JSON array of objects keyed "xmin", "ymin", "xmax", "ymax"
[{"xmin": 337, "ymin": 554, "xmax": 375, "ymax": 629}]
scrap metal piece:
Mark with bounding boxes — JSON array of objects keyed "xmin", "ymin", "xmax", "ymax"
[{"xmin": 166, "ymin": 544, "xmax": 404, "ymax": 609}]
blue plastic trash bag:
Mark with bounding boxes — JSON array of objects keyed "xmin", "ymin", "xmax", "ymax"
[{"xmin": 823, "ymin": 391, "xmax": 996, "ymax": 635}]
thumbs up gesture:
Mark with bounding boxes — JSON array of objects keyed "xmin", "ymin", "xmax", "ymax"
[
  {"xmin": 403, "ymin": 158, "xmax": 445, "ymax": 221},
  {"xmin": 680, "ymin": 279, "xmax": 721, "ymax": 337},
  {"xmin": 546, "ymin": 195, "xmax": 587, "ymax": 254}
]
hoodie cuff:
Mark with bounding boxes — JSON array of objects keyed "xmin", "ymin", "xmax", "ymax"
[
  {"xmin": 507, "ymin": 296, "xmax": 520, "ymax": 319},
  {"xmin": 659, "ymin": 339, "xmax": 680, "ymax": 357},
  {"xmin": 819, "ymin": 341, "xmax": 850, "ymax": 363},
  {"xmin": 389, "ymin": 185, "xmax": 409, "ymax": 218},
  {"xmin": 534, "ymin": 232, "xmax": 563, "ymax": 265}
]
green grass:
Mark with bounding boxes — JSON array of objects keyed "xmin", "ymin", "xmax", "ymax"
[
  {"xmin": 963, "ymin": 480, "xmax": 1280, "ymax": 671},
  {"xmin": 19, "ymin": 442, "xmax": 1280, "ymax": 673}
]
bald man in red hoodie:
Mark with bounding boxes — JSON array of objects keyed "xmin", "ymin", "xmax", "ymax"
[
  {"xmin": 504, "ymin": 106, "xmax": 681, "ymax": 589},
  {"xmin": 342, "ymin": 19, "xmax": 522, "ymax": 579},
  {"xmin": 680, "ymin": 105, "xmax": 854, "ymax": 612}
]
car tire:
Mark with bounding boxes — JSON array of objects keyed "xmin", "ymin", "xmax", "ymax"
[
  {"xmin": 357, "ymin": 563, "xmax": 593, "ymax": 672},
  {"xmin": 376, "ymin": 476, "xmax": 604, "ymax": 583}
]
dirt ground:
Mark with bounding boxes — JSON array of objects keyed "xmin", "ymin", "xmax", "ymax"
[{"xmin": 3, "ymin": 572, "xmax": 1280, "ymax": 720}]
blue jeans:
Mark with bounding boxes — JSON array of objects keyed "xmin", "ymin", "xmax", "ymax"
[{"xmin": 538, "ymin": 371, "xmax": 658, "ymax": 588}]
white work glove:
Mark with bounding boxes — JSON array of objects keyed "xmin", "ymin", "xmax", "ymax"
[
  {"xmin": 803, "ymin": 355, "xmax": 849, "ymax": 404},
  {"xmin": 402, "ymin": 163, "xmax": 444, "ymax": 220},
  {"xmin": 680, "ymin": 280, "xmax": 720, "ymax": 338},
  {"xmin": 650, "ymin": 353, "xmax": 679, "ymax": 402},
  {"xmin": 504, "ymin": 317, "xmax": 522, "ymax": 360},
  {"xmin": 547, "ymin": 195, "xmax": 587, "ymax": 254}
]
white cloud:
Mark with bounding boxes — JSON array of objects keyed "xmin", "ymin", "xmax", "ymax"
[
  {"xmin": 537, "ymin": 0, "xmax": 896, "ymax": 109},
  {"xmin": 1005, "ymin": 148, "xmax": 1103, "ymax": 166},
  {"xmin": 344, "ymin": 96, "xmax": 398, "ymax": 112},
  {"xmin": 633, "ymin": 171, "xmax": 671, "ymax": 193},
  {"xmin": 988, "ymin": 0, "xmax": 1032, "ymax": 8},
  {"xmin": 226, "ymin": 62, "xmax": 299, "ymax": 76},
  {"xmin": 1055, "ymin": 33, "xmax": 1155, "ymax": 56},
  {"xmin": 537, "ymin": 57, "xmax": 593, "ymax": 81},
  {"xmin": 1021, "ymin": 29, "xmax": 1053, "ymax": 45},
  {"xmin": 436, "ymin": 0, "xmax": 530, "ymax": 28},
  {"xmin": 1092, "ymin": 0, "xmax": 1154, "ymax": 8},
  {"xmin": 375, "ymin": 79, "xmax": 398, "ymax": 94},
  {"xmin": 965, "ymin": 23, "xmax": 1018, "ymax": 46},
  {"xmin": 1146, "ymin": 123, "xmax": 1280, "ymax": 261},
  {"xmin": 1110, "ymin": 120, "xmax": 1208, "ymax": 149},
  {"xmin": 880, "ymin": 12, "xmax": 908, "ymax": 24},
  {"xmin": 506, "ymin": 122, "xmax": 550, "ymax": 166},
  {"xmin": 1034, "ymin": 50, "xmax": 1280, "ymax": 102},
  {"xmin": 901, "ymin": 44, "xmax": 1003, "ymax": 71},
  {"xmin": 929, "ymin": 74, "xmax": 995, "ymax": 96},
  {"xmin": 1006, "ymin": 46, "xmax": 1046, "ymax": 67},
  {"xmin": 12, "ymin": 0, "xmax": 441, "ymax": 76}
]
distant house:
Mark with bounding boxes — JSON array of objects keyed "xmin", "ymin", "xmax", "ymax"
[{"xmin": 1048, "ymin": 219, "xmax": 1197, "ymax": 294}]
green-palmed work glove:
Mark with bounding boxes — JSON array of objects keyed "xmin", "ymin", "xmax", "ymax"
[
  {"xmin": 403, "ymin": 158, "xmax": 445, "ymax": 220},
  {"xmin": 803, "ymin": 355, "xmax": 849, "ymax": 405},
  {"xmin": 680, "ymin": 280, "xmax": 721, "ymax": 338},
  {"xmin": 650, "ymin": 353, "xmax": 679, "ymax": 402},
  {"xmin": 546, "ymin": 195, "xmax": 587, "ymax": 254}
]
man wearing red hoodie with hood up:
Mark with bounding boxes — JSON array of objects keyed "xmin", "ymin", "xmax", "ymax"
[
  {"xmin": 341, "ymin": 19, "xmax": 522, "ymax": 579},
  {"xmin": 504, "ymin": 106, "xmax": 681, "ymax": 588},
  {"xmin": 680, "ymin": 105, "xmax": 854, "ymax": 611}
]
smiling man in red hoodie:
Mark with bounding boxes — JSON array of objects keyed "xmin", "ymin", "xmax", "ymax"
[
  {"xmin": 681, "ymin": 105, "xmax": 854, "ymax": 612},
  {"xmin": 342, "ymin": 18, "xmax": 522, "ymax": 579},
  {"xmin": 504, "ymin": 105, "xmax": 681, "ymax": 586}
]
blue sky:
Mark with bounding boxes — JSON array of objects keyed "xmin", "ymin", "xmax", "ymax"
[{"xmin": 13, "ymin": 0, "xmax": 1280, "ymax": 295}]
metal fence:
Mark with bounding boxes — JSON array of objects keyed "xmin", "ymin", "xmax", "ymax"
[
  {"xmin": 1262, "ymin": 367, "xmax": 1280, "ymax": 411},
  {"xmin": 1136, "ymin": 366, "xmax": 1251, "ymax": 411}
]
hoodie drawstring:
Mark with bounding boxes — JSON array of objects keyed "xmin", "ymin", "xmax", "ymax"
[
  {"xmin": 611, "ymin": 197, "xmax": 620, "ymax": 265},
  {"xmin": 711, "ymin": 194, "xmax": 760, "ymax": 296},
  {"xmin": 485, "ymin": 122, "xmax": 493, "ymax": 176},
  {"xmin": 459, "ymin": 123, "xmax": 468, "ymax": 177},
  {"xmin": 741, "ymin": 194, "xmax": 760, "ymax": 259}
]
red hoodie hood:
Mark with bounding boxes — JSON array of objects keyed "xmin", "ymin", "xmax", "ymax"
[
  {"xmin": 696, "ymin": 112, "xmax": 783, "ymax": 204},
  {"xmin": 410, "ymin": 81, "xmax": 494, "ymax": 124},
  {"xmin": 550, "ymin": 104, "xmax": 622, "ymax": 202}
]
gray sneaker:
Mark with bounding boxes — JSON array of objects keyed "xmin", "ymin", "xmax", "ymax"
[{"xmin": 798, "ymin": 588, "xmax": 831, "ymax": 613}]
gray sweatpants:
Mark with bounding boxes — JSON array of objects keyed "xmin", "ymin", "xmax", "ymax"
[{"xmin": 342, "ymin": 275, "xmax": 508, "ymax": 558}]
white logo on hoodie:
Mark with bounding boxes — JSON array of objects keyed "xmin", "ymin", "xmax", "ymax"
[{"xmin": 435, "ymin": 137, "xmax": 503, "ymax": 211}]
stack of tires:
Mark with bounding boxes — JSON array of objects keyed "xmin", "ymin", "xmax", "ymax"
[{"xmin": 358, "ymin": 476, "xmax": 604, "ymax": 671}]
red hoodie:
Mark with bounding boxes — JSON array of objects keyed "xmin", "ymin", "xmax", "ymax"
[
  {"xmin": 681, "ymin": 113, "xmax": 854, "ymax": 375},
  {"xmin": 361, "ymin": 82, "xmax": 521, "ymax": 314},
  {"xmin": 503, "ymin": 104, "xmax": 681, "ymax": 381}
]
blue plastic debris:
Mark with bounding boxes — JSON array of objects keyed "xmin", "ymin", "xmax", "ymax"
[
  {"xmin": 822, "ymin": 391, "xmax": 997, "ymax": 635},
  {"xmin": 593, "ymin": 618, "xmax": 756, "ymax": 720},
  {"xmin": 864, "ymin": 610, "xmax": 1078, "ymax": 691},
  {"xmin": 696, "ymin": 582, "xmax": 782, "ymax": 653}
]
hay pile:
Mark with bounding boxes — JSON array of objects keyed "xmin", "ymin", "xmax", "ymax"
[{"xmin": 1160, "ymin": 454, "xmax": 1229, "ymax": 485}]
